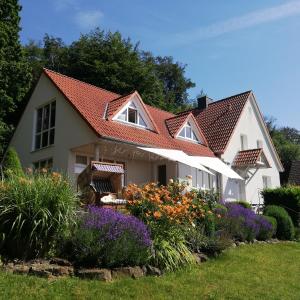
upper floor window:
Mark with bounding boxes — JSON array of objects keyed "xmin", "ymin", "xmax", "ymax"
[
  {"xmin": 262, "ymin": 176, "xmax": 272, "ymax": 189},
  {"xmin": 178, "ymin": 122, "xmax": 199, "ymax": 142},
  {"xmin": 240, "ymin": 134, "xmax": 248, "ymax": 151},
  {"xmin": 257, "ymin": 140, "xmax": 263, "ymax": 149},
  {"xmin": 35, "ymin": 101, "xmax": 56, "ymax": 150},
  {"xmin": 117, "ymin": 103, "xmax": 147, "ymax": 127}
]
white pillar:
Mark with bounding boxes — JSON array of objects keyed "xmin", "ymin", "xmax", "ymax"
[{"xmin": 94, "ymin": 143, "xmax": 100, "ymax": 161}]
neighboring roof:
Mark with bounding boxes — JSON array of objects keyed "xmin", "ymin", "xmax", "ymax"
[
  {"xmin": 43, "ymin": 69, "xmax": 214, "ymax": 157},
  {"xmin": 191, "ymin": 91, "xmax": 252, "ymax": 154},
  {"xmin": 288, "ymin": 161, "xmax": 300, "ymax": 185},
  {"xmin": 232, "ymin": 148, "xmax": 270, "ymax": 168}
]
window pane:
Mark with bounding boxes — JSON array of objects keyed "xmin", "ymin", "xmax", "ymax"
[
  {"xmin": 118, "ymin": 109, "xmax": 127, "ymax": 121},
  {"xmin": 40, "ymin": 160, "xmax": 47, "ymax": 168},
  {"xmin": 50, "ymin": 101, "xmax": 56, "ymax": 128},
  {"xmin": 76, "ymin": 155, "xmax": 88, "ymax": 165},
  {"xmin": 192, "ymin": 131, "xmax": 199, "ymax": 142},
  {"xmin": 36, "ymin": 108, "xmax": 43, "ymax": 133},
  {"xmin": 128, "ymin": 108, "xmax": 137, "ymax": 123},
  {"xmin": 138, "ymin": 114, "xmax": 146, "ymax": 126},
  {"xmin": 35, "ymin": 134, "xmax": 41, "ymax": 150},
  {"xmin": 186, "ymin": 126, "xmax": 192, "ymax": 138},
  {"xmin": 179, "ymin": 127, "xmax": 185, "ymax": 137},
  {"xmin": 49, "ymin": 128, "xmax": 55, "ymax": 145},
  {"xmin": 42, "ymin": 131, "xmax": 49, "ymax": 148},
  {"xmin": 33, "ymin": 162, "xmax": 40, "ymax": 170},
  {"xmin": 43, "ymin": 105, "xmax": 50, "ymax": 130}
]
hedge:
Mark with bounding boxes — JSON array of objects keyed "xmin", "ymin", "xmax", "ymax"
[
  {"xmin": 264, "ymin": 205, "xmax": 295, "ymax": 240},
  {"xmin": 262, "ymin": 186, "xmax": 300, "ymax": 227}
]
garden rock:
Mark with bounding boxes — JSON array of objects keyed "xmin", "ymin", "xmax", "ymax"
[
  {"xmin": 143, "ymin": 265, "xmax": 162, "ymax": 276},
  {"xmin": 77, "ymin": 268, "xmax": 112, "ymax": 282},
  {"xmin": 50, "ymin": 257, "xmax": 72, "ymax": 266},
  {"xmin": 198, "ymin": 253, "xmax": 208, "ymax": 262},
  {"xmin": 112, "ymin": 266, "xmax": 144, "ymax": 279},
  {"xmin": 192, "ymin": 253, "xmax": 202, "ymax": 265},
  {"xmin": 12, "ymin": 264, "xmax": 30, "ymax": 275},
  {"xmin": 29, "ymin": 266, "xmax": 53, "ymax": 279}
]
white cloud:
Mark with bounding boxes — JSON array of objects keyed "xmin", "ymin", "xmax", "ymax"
[
  {"xmin": 74, "ymin": 10, "xmax": 104, "ymax": 29},
  {"xmin": 167, "ymin": 1, "xmax": 300, "ymax": 46},
  {"xmin": 53, "ymin": 0, "xmax": 79, "ymax": 11}
]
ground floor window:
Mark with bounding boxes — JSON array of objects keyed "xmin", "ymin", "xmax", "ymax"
[{"xmin": 33, "ymin": 158, "xmax": 53, "ymax": 170}]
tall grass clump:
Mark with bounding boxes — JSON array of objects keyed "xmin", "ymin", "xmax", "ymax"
[{"xmin": 0, "ymin": 171, "xmax": 78, "ymax": 259}]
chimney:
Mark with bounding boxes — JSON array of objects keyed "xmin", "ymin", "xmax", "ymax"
[{"xmin": 197, "ymin": 95, "xmax": 214, "ymax": 109}]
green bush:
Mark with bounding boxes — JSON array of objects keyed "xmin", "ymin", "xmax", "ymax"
[
  {"xmin": 0, "ymin": 172, "xmax": 78, "ymax": 259},
  {"xmin": 262, "ymin": 186, "xmax": 300, "ymax": 227},
  {"xmin": 256, "ymin": 216, "xmax": 277, "ymax": 240},
  {"xmin": 2, "ymin": 147, "xmax": 24, "ymax": 178},
  {"xmin": 264, "ymin": 205, "xmax": 295, "ymax": 240},
  {"xmin": 233, "ymin": 200, "xmax": 252, "ymax": 209}
]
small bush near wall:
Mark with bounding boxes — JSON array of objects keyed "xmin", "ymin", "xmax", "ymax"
[
  {"xmin": 262, "ymin": 186, "xmax": 300, "ymax": 227},
  {"xmin": 0, "ymin": 171, "xmax": 77, "ymax": 259},
  {"xmin": 264, "ymin": 205, "xmax": 295, "ymax": 240},
  {"xmin": 233, "ymin": 200, "xmax": 252, "ymax": 209},
  {"xmin": 62, "ymin": 206, "xmax": 152, "ymax": 268},
  {"xmin": 256, "ymin": 216, "xmax": 276, "ymax": 240},
  {"xmin": 2, "ymin": 147, "xmax": 24, "ymax": 178}
]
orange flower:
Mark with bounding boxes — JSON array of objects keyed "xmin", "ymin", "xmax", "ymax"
[{"xmin": 153, "ymin": 211, "xmax": 162, "ymax": 219}]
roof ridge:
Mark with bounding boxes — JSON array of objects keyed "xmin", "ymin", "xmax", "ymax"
[
  {"xmin": 43, "ymin": 68, "xmax": 121, "ymax": 98},
  {"xmin": 210, "ymin": 90, "xmax": 252, "ymax": 106},
  {"xmin": 166, "ymin": 111, "xmax": 190, "ymax": 121},
  {"xmin": 109, "ymin": 91, "xmax": 136, "ymax": 103}
]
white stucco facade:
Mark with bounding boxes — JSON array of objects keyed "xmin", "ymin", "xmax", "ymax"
[{"xmin": 220, "ymin": 94, "xmax": 282, "ymax": 205}]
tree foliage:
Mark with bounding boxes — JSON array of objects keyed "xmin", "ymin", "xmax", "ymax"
[
  {"xmin": 0, "ymin": 0, "xmax": 32, "ymax": 155},
  {"xmin": 24, "ymin": 29, "xmax": 195, "ymax": 111},
  {"xmin": 265, "ymin": 116, "xmax": 300, "ymax": 183}
]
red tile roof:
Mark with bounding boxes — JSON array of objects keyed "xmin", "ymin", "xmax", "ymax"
[
  {"xmin": 191, "ymin": 91, "xmax": 252, "ymax": 154},
  {"xmin": 232, "ymin": 148, "xmax": 266, "ymax": 167},
  {"xmin": 165, "ymin": 112, "xmax": 190, "ymax": 137},
  {"xmin": 43, "ymin": 69, "xmax": 214, "ymax": 157},
  {"xmin": 106, "ymin": 92, "xmax": 134, "ymax": 119}
]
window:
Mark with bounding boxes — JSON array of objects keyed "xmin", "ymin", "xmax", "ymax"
[
  {"xmin": 240, "ymin": 134, "xmax": 248, "ymax": 151},
  {"xmin": 116, "ymin": 102, "xmax": 147, "ymax": 127},
  {"xmin": 33, "ymin": 158, "xmax": 53, "ymax": 170},
  {"xmin": 35, "ymin": 101, "xmax": 56, "ymax": 150},
  {"xmin": 262, "ymin": 176, "xmax": 272, "ymax": 189},
  {"xmin": 75, "ymin": 155, "xmax": 90, "ymax": 174},
  {"xmin": 178, "ymin": 123, "xmax": 199, "ymax": 143},
  {"xmin": 257, "ymin": 140, "xmax": 263, "ymax": 148}
]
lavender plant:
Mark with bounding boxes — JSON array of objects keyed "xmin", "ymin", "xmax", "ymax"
[{"xmin": 67, "ymin": 206, "xmax": 152, "ymax": 267}]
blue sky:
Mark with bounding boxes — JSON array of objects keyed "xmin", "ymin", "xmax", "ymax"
[{"xmin": 19, "ymin": 0, "xmax": 300, "ymax": 129}]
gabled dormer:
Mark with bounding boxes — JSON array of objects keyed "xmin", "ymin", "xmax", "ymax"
[
  {"xmin": 165, "ymin": 112, "xmax": 208, "ymax": 145},
  {"xmin": 106, "ymin": 91, "xmax": 159, "ymax": 132}
]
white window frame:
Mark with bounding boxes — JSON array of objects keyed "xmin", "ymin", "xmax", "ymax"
[
  {"xmin": 240, "ymin": 134, "xmax": 248, "ymax": 151},
  {"xmin": 33, "ymin": 157, "xmax": 53, "ymax": 170},
  {"xmin": 262, "ymin": 175, "xmax": 272, "ymax": 189},
  {"xmin": 34, "ymin": 100, "xmax": 56, "ymax": 150},
  {"xmin": 177, "ymin": 122, "xmax": 200, "ymax": 143},
  {"xmin": 113, "ymin": 98, "xmax": 153, "ymax": 130}
]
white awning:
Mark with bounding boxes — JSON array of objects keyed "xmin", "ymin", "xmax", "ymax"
[
  {"xmin": 192, "ymin": 156, "xmax": 243, "ymax": 180},
  {"xmin": 138, "ymin": 147, "xmax": 214, "ymax": 175}
]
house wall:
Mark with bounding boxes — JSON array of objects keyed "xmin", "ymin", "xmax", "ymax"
[
  {"xmin": 221, "ymin": 96, "xmax": 281, "ymax": 204},
  {"xmin": 10, "ymin": 73, "xmax": 98, "ymax": 184}
]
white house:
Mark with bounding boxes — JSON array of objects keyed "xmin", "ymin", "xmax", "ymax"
[{"xmin": 8, "ymin": 69, "xmax": 283, "ymax": 206}]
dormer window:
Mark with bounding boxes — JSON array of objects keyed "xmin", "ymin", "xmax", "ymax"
[
  {"xmin": 178, "ymin": 122, "xmax": 199, "ymax": 142},
  {"xmin": 116, "ymin": 102, "xmax": 147, "ymax": 127}
]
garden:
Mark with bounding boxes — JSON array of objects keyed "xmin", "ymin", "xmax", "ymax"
[{"xmin": 0, "ymin": 148, "xmax": 299, "ymax": 285}]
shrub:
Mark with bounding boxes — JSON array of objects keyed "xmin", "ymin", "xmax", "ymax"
[
  {"xmin": 64, "ymin": 206, "xmax": 152, "ymax": 268},
  {"xmin": 264, "ymin": 205, "xmax": 295, "ymax": 240},
  {"xmin": 233, "ymin": 200, "xmax": 252, "ymax": 209},
  {"xmin": 262, "ymin": 186, "xmax": 300, "ymax": 227},
  {"xmin": 256, "ymin": 215, "xmax": 276, "ymax": 241},
  {"xmin": 0, "ymin": 171, "xmax": 77, "ymax": 259},
  {"xmin": 2, "ymin": 147, "xmax": 24, "ymax": 177},
  {"xmin": 150, "ymin": 223, "xmax": 195, "ymax": 271},
  {"xmin": 222, "ymin": 203, "xmax": 260, "ymax": 242}
]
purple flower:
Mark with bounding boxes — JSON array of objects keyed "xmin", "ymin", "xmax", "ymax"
[{"xmin": 83, "ymin": 206, "xmax": 152, "ymax": 248}]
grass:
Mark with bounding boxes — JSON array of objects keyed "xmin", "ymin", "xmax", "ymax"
[{"xmin": 0, "ymin": 242, "xmax": 300, "ymax": 299}]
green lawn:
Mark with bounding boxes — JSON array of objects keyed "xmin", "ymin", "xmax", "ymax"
[{"xmin": 0, "ymin": 242, "xmax": 299, "ymax": 300}]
